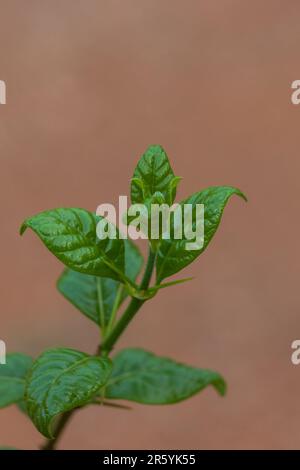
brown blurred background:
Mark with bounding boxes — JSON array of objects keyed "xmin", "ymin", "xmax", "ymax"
[{"xmin": 0, "ymin": 0, "xmax": 299, "ymax": 450}]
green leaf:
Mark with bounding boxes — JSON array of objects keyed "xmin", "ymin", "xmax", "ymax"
[
  {"xmin": 20, "ymin": 208, "xmax": 125, "ymax": 282},
  {"xmin": 106, "ymin": 348, "xmax": 226, "ymax": 404},
  {"xmin": 17, "ymin": 400, "xmax": 28, "ymax": 414},
  {"xmin": 131, "ymin": 145, "xmax": 179, "ymax": 205},
  {"xmin": 123, "ymin": 239, "xmax": 144, "ymax": 282},
  {"xmin": 156, "ymin": 186, "xmax": 247, "ymax": 282},
  {"xmin": 0, "ymin": 353, "xmax": 33, "ymax": 408},
  {"xmin": 26, "ymin": 348, "xmax": 112, "ymax": 438},
  {"xmin": 58, "ymin": 271, "xmax": 120, "ymax": 326},
  {"xmin": 57, "ymin": 240, "xmax": 143, "ymax": 327}
]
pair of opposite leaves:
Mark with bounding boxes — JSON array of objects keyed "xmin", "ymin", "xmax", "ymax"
[
  {"xmin": 20, "ymin": 145, "xmax": 246, "ymax": 287},
  {"xmin": 1, "ymin": 349, "xmax": 226, "ymax": 439}
]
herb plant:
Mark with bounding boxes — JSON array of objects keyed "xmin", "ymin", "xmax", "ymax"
[{"xmin": 0, "ymin": 145, "xmax": 246, "ymax": 449}]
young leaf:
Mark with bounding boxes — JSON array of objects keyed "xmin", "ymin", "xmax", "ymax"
[
  {"xmin": 0, "ymin": 353, "xmax": 33, "ymax": 408},
  {"xmin": 58, "ymin": 272, "xmax": 120, "ymax": 326},
  {"xmin": 20, "ymin": 208, "xmax": 125, "ymax": 282},
  {"xmin": 106, "ymin": 348, "xmax": 226, "ymax": 404},
  {"xmin": 156, "ymin": 186, "xmax": 247, "ymax": 282},
  {"xmin": 123, "ymin": 239, "xmax": 144, "ymax": 282},
  {"xmin": 57, "ymin": 240, "xmax": 143, "ymax": 327},
  {"xmin": 131, "ymin": 145, "xmax": 179, "ymax": 205},
  {"xmin": 26, "ymin": 348, "xmax": 112, "ymax": 438}
]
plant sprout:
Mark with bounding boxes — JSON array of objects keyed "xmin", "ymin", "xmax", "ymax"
[{"xmin": 0, "ymin": 145, "xmax": 246, "ymax": 449}]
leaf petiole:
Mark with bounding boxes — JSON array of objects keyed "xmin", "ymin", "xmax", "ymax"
[{"xmin": 105, "ymin": 284, "xmax": 125, "ymax": 337}]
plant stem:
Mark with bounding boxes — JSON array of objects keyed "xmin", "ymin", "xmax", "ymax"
[
  {"xmin": 105, "ymin": 284, "xmax": 124, "ymax": 336},
  {"xmin": 96, "ymin": 278, "xmax": 106, "ymax": 338},
  {"xmin": 140, "ymin": 246, "xmax": 157, "ymax": 290},
  {"xmin": 41, "ymin": 410, "xmax": 74, "ymax": 450},
  {"xmin": 100, "ymin": 247, "xmax": 156, "ymax": 354},
  {"xmin": 41, "ymin": 246, "xmax": 156, "ymax": 450}
]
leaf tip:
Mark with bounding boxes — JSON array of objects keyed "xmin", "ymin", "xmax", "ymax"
[
  {"xmin": 215, "ymin": 376, "xmax": 227, "ymax": 397},
  {"xmin": 19, "ymin": 221, "xmax": 28, "ymax": 236},
  {"xmin": 147, "ymin": 144, "xmax": 166, "ymax": 152},
  {"xmin": 236, "ymin": 188, "xmax": 248, "ymax": 202}
]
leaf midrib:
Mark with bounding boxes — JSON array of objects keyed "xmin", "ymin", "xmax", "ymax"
[
  {"xmin": 36, "ymin": 211, "xmax": 123, "ymax": 278},
  {"xmin": 96, "ymin": 278, "xmax": 105, "ymax": 327},
  {"xmin": 107, "ymin": 365, "xmax": 192, "ymax": 386},
  {"xmin": 41, "ymin": 355, "xmax": 95, "ymax": 410},
  {"xmin": 0, "ymin": 376, "xmax": 24, "ymax": 384}
]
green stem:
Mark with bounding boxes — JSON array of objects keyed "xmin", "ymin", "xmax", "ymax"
[
  {"xmin": 96, "ymin": 278, "xmax": 106, "ymax": 338},
  {"xmin": 41, "ymin": 246, "xmax": 156, "ymax": 450},
  {"xmin": 100, "ymin": 247, "xmax": 156, "ymax": 354},
  {"xmin": 105, "ymin": 284, "xmax": 124, "ymax": 336},
  {"xmin": 140, "ymin": 246, "xmax": 157, "ymax": 290}
]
